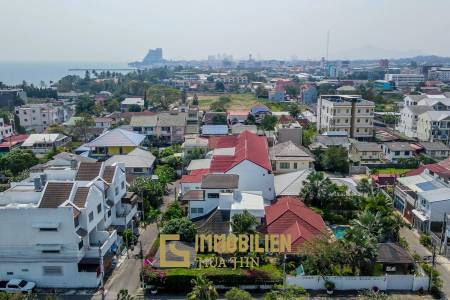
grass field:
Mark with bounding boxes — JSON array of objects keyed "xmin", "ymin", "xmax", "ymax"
[
  {"xmin": 196, "ymin": 93, "xmax": 289, "ymax": 112},
  {"xmin": 372, "ymin": 168, "xmax": 412, "ymax": 175}
]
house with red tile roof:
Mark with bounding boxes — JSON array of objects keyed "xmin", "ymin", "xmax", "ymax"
[
  {"xmin": 209, "ymin": 130, "xmax": 275, "ymax": 200},
  {"xmin": 264, "ymin": 196, "xmax": 327, "ymax": 252}
]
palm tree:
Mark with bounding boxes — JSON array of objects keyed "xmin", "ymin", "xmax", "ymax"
[
  {"xmin": 187, "ymin": 275, "xmax": 218, "ymax": 300},
  {"xmin": 356, "ymin": 178, "xmax": 372, "ymax": 196},
  {"xmin": 230, "ymin": 210, "xmax": 257, "ymax": 234},
  {"xmin": 351, "ymin": 210, "xmax": 383, "ymax": 240},
  {"xmin": 344, "ymin": 226, "xmax": 378, "ymax": 275},
  {"xmin": 300, "ymin": 171, "xmax": 326, "ymax": 207}
]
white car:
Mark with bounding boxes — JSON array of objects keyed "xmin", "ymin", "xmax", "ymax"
[{"xmin": 0, "ymin": 279, "xmax": 36, "ymax": 293}]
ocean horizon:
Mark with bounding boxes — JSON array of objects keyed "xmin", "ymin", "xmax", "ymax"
[{"xmin": 0, "ymin": 61, "xmax": 132, "ymax": 86}]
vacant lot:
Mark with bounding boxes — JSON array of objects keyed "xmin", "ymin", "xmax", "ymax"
[{"xmin": 196, "ymin": 93, "xmax": 289, "ymax": 112}]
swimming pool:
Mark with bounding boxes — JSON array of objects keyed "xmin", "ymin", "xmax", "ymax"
[{"xmin": 331, "ymin": 225, "xmax": 350, "ymax": 239}]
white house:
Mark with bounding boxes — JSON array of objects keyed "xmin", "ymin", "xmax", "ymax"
[
  {"xmin": 413, "ymin": 187, "xmax": 450, "ymax": 234},
  {"xmin": 382, "ymin": 142, "xmax": 414, "ymax": 162},
  {"xmin": 21, "ymin": 134, "xmax": 72, "ymax": 154},
  {"xmin": 120, "ymin": 98, "xmax": 145, "ymax": 112},
  {"xmin": 0, "ymin": 161, "xmax": 136, "ymax": 288},
  {"xmin": 417, "ymin": 111, "xmax": 450, "ymax": 145},
  {"xmin": 396, "ymin": 106, "xmax": 434, "ymax": 138}
]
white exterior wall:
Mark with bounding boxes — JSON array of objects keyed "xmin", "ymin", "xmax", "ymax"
[
  {"xmin": 417, "ymin": 114, "xmax": 432, "ymax": 142},
  {"xmin": 397, "ymin": 107, "xmax": 419, "ymax": 138},
  {"xmin": 273, "ymin": 160, "xmax": 311, "ymax": 174},
  {"xmin": 382, "ymin": 145, "xmax": 413, "ymax": 162},
  {"xmin": 181, "ymin": 182, "xmax": 201, "ymax": 193},
  {"xmin": 15, "ymin": 104, "xmax": 63, "ymax": 133},
  {"xmin": 286, "ymin": 275, "xmax": 428, "ymax": 291},
  {"xmin": 227, "ymin": 160, "xmax": 275, "ymax": 201}
]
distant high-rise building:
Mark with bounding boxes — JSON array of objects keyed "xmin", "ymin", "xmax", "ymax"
[{"xmin": 142, "ymin": 48, "xmax": 164, "ymax": 65}]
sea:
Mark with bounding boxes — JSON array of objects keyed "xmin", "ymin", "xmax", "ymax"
[{"xmin": 0, "ymin": 61, "xmax": 133, "ymax": 86}]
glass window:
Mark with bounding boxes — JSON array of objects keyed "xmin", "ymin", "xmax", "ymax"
[
  {"xmin": 280, "ymin": 162, "xmax": 290, "ymax": 169},
  {"xmin": 97, "ymin": 203, "xmax": 102, "ymax": 214},
  {"xmin": 207, "ymin": 193, "xmax": 219, "ymax": 199},
  {"xmin": 89, "ymin": 211, "xmax": 94, "ymax": 222}
]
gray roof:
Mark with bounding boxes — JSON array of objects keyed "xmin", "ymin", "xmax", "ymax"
[
  {"xmin": 85, "ymin": 128, "xmax": 145, "ymax": 147},
  {"xmin": 53, "ymin": 152, "xmax": 97, "ymax": 163},
  {"xmin": 405, "ymin": 95, "xmax": 427, "ymax": 101},
  {"xmin": 353, "ymin": 142, "xmax": 382, "ymax": 152},
  {"xmin": 201, "ymin": 174, "xmax": 239, "ymax": 189},
  {"xmin": 274, "ymin": 169, "xmax": 312, "ymax": 196},
  {"xmin": 406, "ymin": 105, "xmax": 434, "ymax": 115},
  {"xmin": 419, "ymin": 142, "xmax": 450, "ymax": 151},
  {"xmin": 105, "ymin": 148, "xmax": 156, "ymax": 168},
  {"xmin": 157, "ymin": 112, "xmax": 187, "ymax": 127},
  {"xmin": 383, "ymin": 142, "xmax": 414, "ymax": 151},
  {"xmin": 231, "ymin": 124, "xmax": 257, "ymax": 135},
  {"xmin": 270, "ymin": 141, "xmax": 314, "ymax": 161},
  {"xmin": 314, "ymin": 135, "xmax": 350, "ymax": 147},
  {"xmin": 130, "ymin": 115, "xmax": 158, "ymax": 127}
]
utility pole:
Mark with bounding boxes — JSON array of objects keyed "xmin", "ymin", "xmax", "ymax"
[
  {"xmin": 99, "ymin": 247, "xmax": 105, "ymax": 300},
  {"xmin": 429, "ymin": 243, "xmax": 437, "ymax": 293}
]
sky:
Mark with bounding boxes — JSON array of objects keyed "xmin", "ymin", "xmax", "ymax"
[{"xmin": 2, "ymin": 0, "xmax": 450, "ymax": 62}]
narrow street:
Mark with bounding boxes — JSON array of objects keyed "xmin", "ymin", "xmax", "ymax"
[
  {"xmin": 400, "ymin": 227, "xmax": 450, "ymax": 299},
  {"xmin": 91, "ymin": 181, "xmax": 178, "ymax": 300}
]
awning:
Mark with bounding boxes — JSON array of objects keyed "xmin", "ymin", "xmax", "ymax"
[{"xmin": 412, "ymin": 209, "xmax": 430, "ymax": 222}]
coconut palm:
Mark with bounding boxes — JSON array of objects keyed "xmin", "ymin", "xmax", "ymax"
[
  {"xmin": 344, "ymin": 226, "xmax": 378, "ymax": 275},
  {"xmin": 187, "ymin": 275, "xmax": 218, "ymax": 300},
  {"xmin": 300, "ymin": 171, "xmax": 333, "ymax": 208},
  {"xmin": 356, "ymin": 178, "xmax": 372, "ymax": 196}
]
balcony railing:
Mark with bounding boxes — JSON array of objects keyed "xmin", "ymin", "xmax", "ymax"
[{"xmin": 85, "ymin": 230, "xmax": 117, "ymax": 257}]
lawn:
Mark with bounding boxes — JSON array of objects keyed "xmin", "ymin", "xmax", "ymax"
[
  {"xmin": 372, "ymin": 167, "xmax": 412, "ymax": 175},
  {"xmin": 196, "ymin": 93, "xmax": 289, "ymax": 112}
]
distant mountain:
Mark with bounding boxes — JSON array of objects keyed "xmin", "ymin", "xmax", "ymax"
[{"xmin": 335, "ymin": 45, "xmax": 427, "ymax": 60}]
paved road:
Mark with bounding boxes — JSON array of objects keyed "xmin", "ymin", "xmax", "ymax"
[
  {"xmin": 90, "ymin": 181, "xmax": 178, "ymax": 300},
  {"xmin": 401, "ymin": 227, "xmax": 450, "ymax": 299}
]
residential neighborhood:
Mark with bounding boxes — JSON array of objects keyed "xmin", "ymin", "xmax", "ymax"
[{"xmin": 3, "ymin": 1, "xmax": 450, "ymax": 299}]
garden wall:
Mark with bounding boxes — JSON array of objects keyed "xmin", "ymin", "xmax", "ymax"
[{"xmin": 286, "ymin": 274, "xmax": 429, "ymax": 291}]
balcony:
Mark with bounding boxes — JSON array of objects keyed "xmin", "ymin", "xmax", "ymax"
[
  {"xmin": 394, "ymin": 184, "xmax": 418, "ymax": 207},
  {"xmin": 113, "ymin": 203, "xmax": 138, "ymax": 227},
  {"xmin": 85, "ymin": 229, "xmax": 117, "ymax": 257}
]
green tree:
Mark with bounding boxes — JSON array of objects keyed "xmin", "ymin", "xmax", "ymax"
[
  {"xmin": 302, "ymin": 123, "xmax": 316, "ymax": 147},
  {"xmin": 260, "ymin": 115, "xmax": 278, "ymax": 130},
  {"xmin": 215, "ymin": 81, "xmax": 225, "ymax": 92},
  {"xmin": 289, "ymin": 104, "xmax": 300, "ymax": 119},
  {"xmin": 127, "ymin": 104, "xmax": 142, "ymax": 112},
  {"xmin": 155, "ymin": 164, "xmax": 176, "ymax": 187},
  {"xmin": 187, "ymin": 275, "xmax": 218, "ymax": 300},
  {"xmin": 162, "ymin": 202, "xmax": 183, "ymax": 223},
  {"xmin": 320, "ymin": 146, "xmax": 349, "ymax": 174},
  {"xmin": 244, "ymin": 113, "xmax": 256, "ymax": 125},
  {"xmin": 299, "ymin": 238, "xmax": 346, "ymax": 276},
  {"xmin": 147, "ymin": 85, "xmax": 181, "ymax": 110},
  {"xmin": 73, "ymin": 113, "xmax": 95, "ymax": 143},
  {"xmin": 299, "ymin": 171, "xmax": 333, "ymax": 208},
  {"xmin": 75, "ymin": 96, "xmax": 95, "ymax": 114},
  {"xmin": 106, "ymin": 99, "xmax": 120, "ymax": 113},
  {"xmin": 212, "ymin": 114, "xmax": 227, "ymax": 125},
  {"xmin": 0, "ymin": 150, "xmax": 39, "ymax": 176},
  {"xmin": 285, "ymin": 85, "xmax": 300, "ymax": 100},
  {"xmin": 230, "ymin": 210, "xmax": 257, "ymax": 234},
  {"xmin": 356, "ymin": 178, "xmax": 372, "ymax": 196},
  {"xmin": 161, "ymin": 217, "xmax": 197, "ymax": 242},
  {"xmin": 225, "ymin": 287, "xmax": 253, "ymax": 300},
  {"xmin": 129, "ymin": 176, "xmax": 164, "ymax": 208},
  {"xmin": 255, "ymin": 85, "xmax": 268, "ymax": 98},
  {"xmin": 192, "ymin": 93, "xmax": 199, "ymax": 106},
  {"xmin": 344, "ymin": 226, "xmax": 378, "ymax": 275}
]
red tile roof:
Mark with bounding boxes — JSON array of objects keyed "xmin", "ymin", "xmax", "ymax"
[
  {"xmin": 264, "ymin": 196, "xmax": 327, "ymax": 252},
  {"xmin": 181, "ymin": 169, "xmax": 210, "ymax": 184},
  {"xmin": 0, "ymin": 134, "xmax": 29, "ymax": 149},
  {"xmin": 209, "ymin": 131, "xmax": 272, "ymax": 172},
  {"xmin": 208, "ymin": 135, "xmax": 237, "ymax": 150},
  {"xmin": 406, "ymin": 163, "xmax": 450, "ymax": 177}
]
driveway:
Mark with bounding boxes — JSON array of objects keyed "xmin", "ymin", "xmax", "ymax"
[
  {"xmin": 90, "ymin": 180, "xmax": 178, "ymax": 300},
  {"xmin": 401, "ymin": 227, "xmax": 450, "ymax": 299}
]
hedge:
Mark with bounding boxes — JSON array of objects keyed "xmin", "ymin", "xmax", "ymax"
[{"xmin": 143, "ymin": 264, "xmax": 283, "ymax": 292}]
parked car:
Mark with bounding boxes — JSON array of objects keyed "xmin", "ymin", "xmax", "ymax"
[{"xmin": 0, "ymin": 279, "xmax": 36, "ymax": 293}]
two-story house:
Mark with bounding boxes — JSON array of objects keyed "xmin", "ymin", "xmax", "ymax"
[
  {"xmin": 381, "ymin": 142, "xmax": 414, "ymax": 162},
  {"xmin": 0, "ymin": 160, "xmax": 135, "ymax": 288},
  {"xmin": 84, "ymin": 128, "xmax": 146, "ymax": 158},
  {"xmin": 350, "ymin": 142, "xmax": 383, "ymax": 163}
]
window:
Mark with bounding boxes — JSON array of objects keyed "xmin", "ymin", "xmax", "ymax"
[
  {"xmin": 78, "ymin": 240, "xmax": 84, "ymax": 250},
  {"xmin": 134, "ymin": 168, "xmax": 144, "ymax": 173},
  {"xmin": 405, "ymin": 151, "xmax": 410, "ymax": 156},
  {"xmin": 89, "ymin": 212, "xmax": 94, "ymax": 222},
  {"xmin": 280, "ymin": 162, "xmax": 290, "ymax": 169},
  {"xmin": 74, "ymin": 216, "xmax": 79, "ymax": 228},
  {"xmin": 108, "ymin": 209, "xmax": 112, "ymax": 217},
  {"xmin": 191, "ymin": 207, "xmax": 204, "ymax": 214},
  {"xmin": 115, "ymin": 186, "xmax": 119, "ymax": 196},
  {"xmin": 21, "ymin": 269, "xmax": 29, "ymax": 272},
  {"xmin": 293, "ymin": 162, "xmax": 298, "ymax": 169},
  {"xmin": 394, "ymin": 151, "xmax": 400, "ymax": 156},
  {"xmin": 43, "ymin": 266, "xmax": 63, "ymax": 276},
  {"xmin": 357, "ymin": 118, "xmax": 360, "ymax": 123},
  {"xmin": 97, "ymin": 203, "xmax": 102, "ymax": 214},
  {"xmin": 207, "ymin": 193, "xmax": 219, "ymax": 199},
  {"xmin": 6, "ymin": 272, "xmax": 13, "ymax": 276},
  {"xmin": 121, "ymin": 181, "xmax": 125, "ymax": 189},
  {"xmin": 39, "ymin": 227, "xmax": 58, "ymax": 232},
  {"xmin": 366, "ymin": 109, "xmax": 369, "ymax": 113},
  {"xmin": 42, "ymin": 250, "xmax": 60, "ymax": 254}
]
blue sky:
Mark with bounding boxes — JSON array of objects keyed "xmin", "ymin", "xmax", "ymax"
[{"xmin": 1, "ymin": 0, "xmax": 450, "ymax": 62}]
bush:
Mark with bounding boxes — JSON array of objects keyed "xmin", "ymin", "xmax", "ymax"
[
  {"xmin": 161, "ymin": 218, "xmax": 197, "ymax": 242},
  {"xmin": 420, "ymin": 234, "xmax": 432, "ymax": 248},
  {"xmin": 161, "ymin": 202, "xmax": 184, "ymax": 223},
  {"xmin": 421, "ymin": 263, "xmax": 442, "ymax": 298},
  {"xmin": 225, "ymin": 287, "xmax": 253, "ymax": 300}
]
